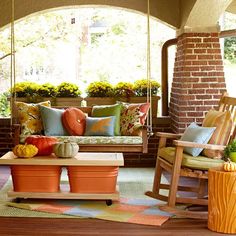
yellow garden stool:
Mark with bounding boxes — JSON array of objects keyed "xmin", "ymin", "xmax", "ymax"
[{"xmin": 208, "ymin": 168, "xmax": 236, "ymax": 234}]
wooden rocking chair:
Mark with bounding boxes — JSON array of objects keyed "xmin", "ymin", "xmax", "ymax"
[{"xmin": 145, "ymin": 93, "xmax": 236, "ymax": 219}]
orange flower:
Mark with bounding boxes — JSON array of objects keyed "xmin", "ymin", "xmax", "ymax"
[
  {"xmin": 27, "ymin": 119, "xmax": 42, "ymax": 132},
  {"xmin": 19, "ymin": 114, "xmax": 28, "ymax": 124},
  {"xmin": 28, "ymin": 106, "xmax": 39, "ymax": 116}
]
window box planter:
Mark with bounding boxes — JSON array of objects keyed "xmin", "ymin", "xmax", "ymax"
[
  {"xmin": 11, "ymin": 96, "xmax": 160, "ymax": 117},
  {"xmin": 10, "ymin": 97, "xmax": 83, "ymax": 107},
  {"xmin": 85, "ymin": 96, "xmax": 160, "ymax": 117},
  {"xmin": 85, "ymin": 97, "xmax": 116, "ymax": 106}
]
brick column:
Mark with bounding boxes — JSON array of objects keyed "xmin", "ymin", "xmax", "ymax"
[{"xmin": 169, "ymin": 32, "xmax": 227, "ymax": 133}]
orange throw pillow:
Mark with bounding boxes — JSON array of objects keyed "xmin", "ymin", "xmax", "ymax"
[
  {"xmin": 62, "ymin": 108, "xmax": 86, "ymax": 136},
  {"xmin": 202, "ymin": 109, "xmax": 233, "ymax": 158}
]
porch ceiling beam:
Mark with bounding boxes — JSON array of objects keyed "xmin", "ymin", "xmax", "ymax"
[
  {"xmin": 180, "ymin": 0, "xmax": 234, "ymax": 32},
  {"xmin": 226, "ymin": 0, "xmax": 236, "ymax": 14}
]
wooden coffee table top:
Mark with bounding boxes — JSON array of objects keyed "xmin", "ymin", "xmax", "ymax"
[{"xmin": 0, "ymin": 151, "xmax": 124, "ymax": 166}]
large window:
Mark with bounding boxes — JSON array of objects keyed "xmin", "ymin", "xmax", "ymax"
[{"xmin": 0, "ymin": 7, "xmax": 175, "ymax": 95}]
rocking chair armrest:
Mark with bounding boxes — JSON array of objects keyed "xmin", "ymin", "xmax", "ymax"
[
  {"xmin": 156, "ymin": 132, "xmax": 182, "ymax": 139},
  {"xmin": 173, "ymin": 140, "xmax": 225, "ymax": 150}
]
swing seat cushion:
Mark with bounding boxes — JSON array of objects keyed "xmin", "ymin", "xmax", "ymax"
[{"xmin": 19, "ymin": 135, "xmax": 143, "ymax": 145}]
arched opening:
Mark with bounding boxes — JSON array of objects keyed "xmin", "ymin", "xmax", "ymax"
[{"xmin": 0, "ymin": 6, "xmax": 175, "ymax": 117}]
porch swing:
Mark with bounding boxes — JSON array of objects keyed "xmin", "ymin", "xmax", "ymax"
[{"xmin": 10, "ymin": 0, "xmax": 154, "ymax": 154}]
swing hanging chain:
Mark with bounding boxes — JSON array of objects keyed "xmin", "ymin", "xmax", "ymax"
[
  {"xmin": 10, "ymin": 0, "xmax": 16, "ymax": 126},
  {"xmin": 146, "ymin": 0, "xmax": 153, "ymax": 137}
]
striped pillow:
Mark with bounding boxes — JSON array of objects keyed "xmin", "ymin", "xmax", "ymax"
[{"xmin": 202, "ymin": 109, "xmax": 233, "ymax": 159}]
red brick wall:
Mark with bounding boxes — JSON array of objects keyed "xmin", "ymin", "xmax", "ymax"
[
  {"xmin": 169, "ymin": 32, "xmax": 226, "ymax": 133},
  {"xmin": 124, "ymin": 117, "xmax": 171, "ymax": 166},
  {"xmin": 0, "ymin": 119, "xmax": 15, "ymax": 155}
]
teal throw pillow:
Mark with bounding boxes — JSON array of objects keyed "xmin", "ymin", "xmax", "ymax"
[
  {"xmin": 180, "ymin": 122, "xmax": 216, "ymax": 157},
  {"xmin": 84, "ymin": 116, "xmax": 116, "ymax": 136},
  {"xmin": 91, "ymin": 104, "xmax": 122, "ymax": 135},
  {"xmin": 39, "ymin": 105, "xmax": 68, "ymax": 136}
]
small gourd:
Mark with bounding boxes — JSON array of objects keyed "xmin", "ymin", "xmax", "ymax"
[
  {"xmin": 223, "ymin": 160, "xmax": 236, "ymax": 172},
  {"xmin": 13, "ymin": 144, "xmax": 38, "ymax": 158},
  {"xmin": 53, "ymin": 142, "xmax": 79, "ymax": 158}
]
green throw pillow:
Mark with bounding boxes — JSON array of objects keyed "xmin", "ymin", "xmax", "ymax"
[{"xmin": 91, "ymin": 104, "xmax": 122, "ymax": 135}]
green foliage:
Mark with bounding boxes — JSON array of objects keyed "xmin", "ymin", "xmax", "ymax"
[
  {"xmin": 11, "ymin": 82, "xmax": 81, "ymax": 98},
  {"xmin": 37, "ymin": 83, "xmax": 57, "ymax": 97},
  {"xmin": 111, "ymin": 23, "xmax": 126, "ymax": 35},
  {"xmin": 11, "ymin": 82, "xmax": 40, "ymax": 97},
  {"xmin": 224, "ymin": 140, "xmax": 236, "ymax": 160},
  {"xmin": 113, "ymin": 82, "xmax": 135, "ymax": 97},
  {"xmin": 224, "ymin": 37, "xmax": 236, "ymax": 63},
  {"xmin": 86, "ymin": 81, "xmax": 114, "ymax": 97},
  {"xmin": 56, "ymin": 82, "xmax": 81, "ymax": 97},
  {"xmin": 0, "ymin": 92, "xmax": 10, "ymax": 117},
  {"xmin": 133, "ymin": 79, "xmax": 160, "ymax": 97}
]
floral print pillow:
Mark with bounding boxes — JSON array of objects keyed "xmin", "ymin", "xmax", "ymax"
[
  {"xmin": 15, "ymin": 101, "xmax": 51, "ymax": 135},
  {"xmin": 120, "ymin": 105, "xmax": 143, "ymax": 136}
]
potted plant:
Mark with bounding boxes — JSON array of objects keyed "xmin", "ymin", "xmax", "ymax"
[
  {"xmin": 224, "ymin": 140, "xmax": 236, "ymax": 162},
  {"xmin": 37, "ymin": 83, "xmax": 57, "ymax": 98},
  {"xmin": 85, "ymin": 81, "xmax": 115, "ymax": 106},
  {"xmin": 10, "ymin": 82, "xmax": 83, "ymax": 107},
  {"xmin": 54, "ymin": 82, "xmax": 83, "ymax": 106},
  {"xmin": 133, "ymin": 79, "xmax": 160, "ymax": 97},
  {"xmin": 11, "ymin": 82, "xmax": 41, "ymax": 102},
  {"xmin": 113, "ymin": 82, "xmax": 135, "ymax": 99},
  {"xmin": 131, "ymin": 79, "xmax": 161, "ymax": 117}
]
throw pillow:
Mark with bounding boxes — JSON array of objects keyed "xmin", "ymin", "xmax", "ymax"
[
  {"xmin": 62, "ymin": 107, "xmax": 86, "ymax": 136},
  {"xmin": 15, "ymin": 101, "xmax": 51, "ymax": 136},
  {"xmin": 84, "ymin": 116, "xmax": 116, "ymax": 136},
  {"xmin": 180, "ymin": 122, "xmax": 216, "ymax": 157},
  {"xmin": 120, "ymin": 105, "xmax": 142, "ymax": 136},
  {"xmin": 39, "ymin": 105, "xmax": 68, "ymax": 136},
  {"xmin": 202, "ymin": 109, "xmax": 233, "ymax": 158},
  {"xmin": 91, "ymin": 104, "xmax": 122, "ymax": 136},
  {"xmin": 119, "ymin": 102, "xmax": 150, "ymax": 135}
]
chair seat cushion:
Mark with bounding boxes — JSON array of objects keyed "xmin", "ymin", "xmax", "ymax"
[{"xmin": 159, "ymin": 147, "xmax": 224, "ymax": 170}]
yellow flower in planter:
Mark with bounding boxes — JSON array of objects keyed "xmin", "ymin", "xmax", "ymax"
[
  {"xmin": 86, "ymin": 81, "xmax": 114, "ymax": 97},
  {"xmin": 133, "ymin": 79, "xmax": 160, "ymax": 96}
]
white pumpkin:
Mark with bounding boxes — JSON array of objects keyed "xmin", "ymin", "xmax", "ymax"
[{"xmin": 53, "ymin": 142, "xmax": 79, "ymax": 158}]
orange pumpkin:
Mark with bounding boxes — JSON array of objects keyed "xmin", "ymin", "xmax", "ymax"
[{"xmin": 25, "ymin": 135, "xmax": 58, "ymax": 156}]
